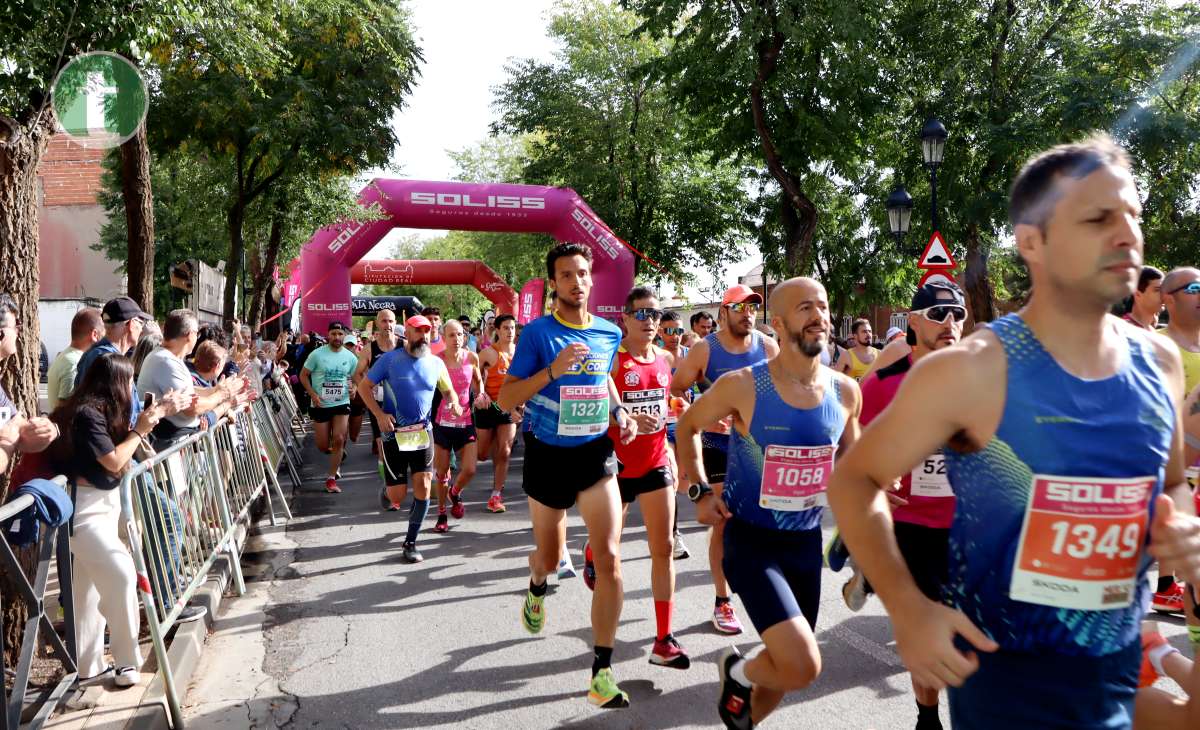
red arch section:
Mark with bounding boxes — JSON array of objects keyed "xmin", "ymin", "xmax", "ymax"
[{"xmin": 350, "ymin": 260, "xmax": 517, "ymax": 316}]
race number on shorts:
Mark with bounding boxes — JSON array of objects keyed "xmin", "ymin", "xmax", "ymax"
[
  {"xmin": 910, "ymin": 453, "xmax": 953, "ymax": 498},
  {"xmin": 558, "ymin": 384, "xmax": 609, "ymax": 436},
  {"xmin": 1010, "ymin": 474, "xmax": 1153, "ymax": 611},
  {"xmin": 759, "ymin": 444, "xmax": 835, "ymax": 512}
]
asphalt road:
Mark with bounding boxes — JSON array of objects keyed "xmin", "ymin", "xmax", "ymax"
[{"xmin": 184, "ymin": 431, "xmax": 1194, "ymax": 730}]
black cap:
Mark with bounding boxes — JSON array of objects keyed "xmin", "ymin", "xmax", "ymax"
[
  {"xmin": 328, "ymin": 321, "xmax": 347, "ymax": 332},
  {"xmin": 101, "ymin": 296, "xmax": 151, "ymax": 325},
  {"xmin": 906, "ymin": 280, "xmax": 966, "ymax": 346}
]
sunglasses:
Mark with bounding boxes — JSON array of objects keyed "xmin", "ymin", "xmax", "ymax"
[
  {"xmin": 661, "ymin": 327, "xmax": 685, "ymax": 336},
  {"xmin": 726, "ymin": 302, "xmax": 759, "ymax": 314},
  {"xmin": 913, "ymin": 304, "xmax": 967, "ymax": 324},
  {"xmin": 1169, "ymin": 281, "xmax": 1200, "ymax": 295},
  {"xmin": 625, "ymin": 307, "xmax": 663, "ymax": 321}
]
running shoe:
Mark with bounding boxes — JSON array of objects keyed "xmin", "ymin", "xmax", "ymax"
[
  {"xmin": 587, "ymin": 667, "xmax": 630, "ymax": 709},
  {"xmin": 1151, "ymin": 581, "xmax": 1185, "ymax": 614},
  {"xmin": 449, "ymin": 486, "xmax": 465, "ymax": 519},
  {"xmin": 487, "ymin": 494, "xmax": 506, "ymax": 513},
  {"xmin": 717, "ymin": 647, "xmax": 752, "ymax": 729},
  {"xmin": 824, "ymin": 528, "xmax": 850, "ymax": 572},
  {"xmin": 113, "ymin": 665, "xmax": 140, "ymax": 688},
  {"xmin": 387, "ymin": 502, "xmax": 402, "ymax": 512},
  {"xmin": 521, "ymin": 589, "xmax": 545, "ymax": 634},
  {"xmin": 712, "ymin": 602, "xmax": 743, "ymax": 635},
  {"xmin": 672, "ymin": 531, "xmax": 690, "ymax": 560},
  {"xmin": 402, "ymin": 541, "xmax": 423, "ymax": 563},
  {"xmin": 583, "ymin": 542, "xmax": 596, "ymax": 591},
  {"xmin": 557, "ymin": 556, "xmax": 577, "ymax": 580},
  {"xmin": 649, "ymin": 634, "xmax": 691, "ymax": 669},
  {"xmin": 379, "ymin": 487, "xmax": 392, "ymax": 510},
  {"xmin": 842, "ymin": 569, "xmax": 868, "ymax": 612},
  {"xmin": 324, "ymin": 478, "xmax": 341, "ymax": 494},
  {"xmin": 434, "ymin": 513, "xmax": 449, "ymax": 533}
]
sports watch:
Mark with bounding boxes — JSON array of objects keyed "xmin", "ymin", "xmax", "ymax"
[{"xmin": 688, "ymin": 481, "xmax": 713, "ymax": 503}]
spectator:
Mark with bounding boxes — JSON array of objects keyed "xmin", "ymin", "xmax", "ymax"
[
  {"xmin": 49, "ymin": 352, "xmax": 163, "ymax": 686},
  {"xmin": 193, "ymin": 323, "xmax": 239, "ymax": 379},
  {"xmin": 690, "ymin": 310, "xmax": 715, "ymax": 338},
  {"xmin": 190, "ymin": 341, "xmax": 237, "ymax": 428},
  {"xmin": 0, "ymin": 293, "xmax": 59, "ymax": 473},
  {"xmin": 75, "ymin": 296, "xmax": 149, "ymax": 393},
  {"xmin": 45, "ymin": 307, "xmax": 103, "ymax": 412},
  {"xmin": 131, "ymin": 331, "xmax": 162, "ymax": 380},
  {"xmin": 141, "ymin": 319, "xmax": 162, "ymax": 341}
]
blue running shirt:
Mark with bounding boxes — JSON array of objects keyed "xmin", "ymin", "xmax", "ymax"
[
  {"xmin": 943, "ymin": 314, "xmax": 1173, "ymax": 656},
  {"xmin": 367, "ymin": 349, "xmax": 451, "ymax": 449},
  {"xmin": 700, "ymin": 331, "xmax": 768, "ymax": 451},
  {"xmin": 508, "ymin": 311, "xmax": 622, "ymax": 447}
]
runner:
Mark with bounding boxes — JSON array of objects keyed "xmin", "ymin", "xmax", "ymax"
[
  {"xmin": 433, "ymin": 319, "xmax": 481, "ymax": 532},
  {"xmin": 671, "ymin": 283, "xmax": 779, "ymax": 635},
  {"xmin": 423, "ymin": 306, "xmax": 446, "ymax": 356},
  {"xmin": 827, "ymin": 136, "xmax": 1200, "ymax": 729},
  {"xmin": 1123, "ymin": 266, "xmax": 1164, "ymax": 331},
  {"xmin": 588, "ymin": 286, "xmax": 690, "ymax": 669},
  {"xmin": 357, "ymin": 314, "xmax": 462, "ymax": 564},
  {"xmin": 1135, "ymin": 624, "xmax": 1200, "ymax": 728},
  {"xmin": 353, "ymin": 309, "xmax": 398, "ymax": 482},
  {"xmin": 839, "ymin": 280, "xmax": 967, "ymax": 730},
  {"xmin": 677, "ymin": 276, "xmax": 860, "ymax": 729},
  {"xmin": 659, "ymin": 309, "xmax": 692, "ymax": 560},
  {"xmin": 475, "ymin": 313, "xmax": 518, "ymax": 513},
  {"xmin": 846, "ymin": 319, "xmax": 878, "ymax": 380},
  {"xmin": 691, "ymin": 311, "xmax": 715, "ymax": 339},
  {"xmin": 300, "ymin": 321, "xmax": 359, "ymax": 494},
  {"xmin": 498, "ymin": 242, "xmax": 636, "ymax": 709}
]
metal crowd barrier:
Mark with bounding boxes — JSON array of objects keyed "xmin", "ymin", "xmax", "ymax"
[
  {"xmin": 122, "ymin": 401, "xmax": 293, "ymax": 728},
  {"xmin": 252, "ymin": 395, "xmax": 302, "ymax": 493},
  {"xmin": 1, "ymin": 477, "xmax": 77, "ymax": 730}
]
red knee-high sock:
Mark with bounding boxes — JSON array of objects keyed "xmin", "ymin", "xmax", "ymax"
[{"xmin": 654, "ymin": 600, "xmax": 673, "ymax": 641}]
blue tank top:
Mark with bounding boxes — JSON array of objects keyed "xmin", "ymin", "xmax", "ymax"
[
  {"xmin": 701, "ymin": 331, "xmax": 768, "ymax": 450},
  {"xmin": 723, "ymin": 362, "xmax": 844, "ymax": 532},
  {"xmin": 943, "ymin": 314, "xmax": 1173, "ymax": 656}
]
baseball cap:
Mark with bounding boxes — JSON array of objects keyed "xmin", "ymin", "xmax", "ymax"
[
  {"xmin": 885, "ymin": 326, "xmax": 904, "ymax": 342},
  {"xmin": 906, "ymin": 280, "xmax": 966, "ymax": 346},
  {"xmin": 406, "ymin": 314, "xmax": 432, "ymax": 331},
  {"xmin": 721, "ymin": 284, "xmax": 763, "ymax": 306},
  {"xmin": 327, "ymin": 321, "xmax": 347, "ymax": 332},
  {"xmin": 101, "ymin": 296, "xmax": 151, "ymax": 324}
]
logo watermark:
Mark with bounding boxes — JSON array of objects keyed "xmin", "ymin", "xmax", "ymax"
[{"xmin": 51, "ymin": 52, "xmax": 149, "ymax": 149}]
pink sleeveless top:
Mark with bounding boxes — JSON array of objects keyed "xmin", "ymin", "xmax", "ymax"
[{"xmin": 436, "ymin": 351, "xmax": 474, "ymax": 427}]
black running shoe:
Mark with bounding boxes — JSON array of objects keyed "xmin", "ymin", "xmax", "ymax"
[{"xmin": 717, "ymin": 647, "xmax": 753, "ymax": 729}]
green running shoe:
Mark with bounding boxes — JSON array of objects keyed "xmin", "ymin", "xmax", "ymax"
[
  {"xmin": 522, "ymin": 590, "xmax": 545, "ymax": 634},
  {"xmin": 587, "ymin": 668, "xmax": 630, "ymax": 709}
]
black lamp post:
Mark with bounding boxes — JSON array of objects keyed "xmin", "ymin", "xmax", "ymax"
[
  {"xmin": 886, "ymin": 186, "xmax": 914, "ymax": 254},
  {"xmin": 920, "ymin": 117, "xmax": 948, "ymax": 232}
]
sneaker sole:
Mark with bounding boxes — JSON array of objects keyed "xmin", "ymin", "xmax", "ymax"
[
  {"xmin": 717, "ymin": 648, "xmax": 752, "ymax": 729},
  {"xmin": 712, "ymin": 619, "xmax": 743, "ymax": 635},
  {"xmin": 649, "ymin": 654, "xmax": 691, "ymax": 670},
  {"xmin": 587, "ymin": 691, "xmax": 630, "ymax": 709}
]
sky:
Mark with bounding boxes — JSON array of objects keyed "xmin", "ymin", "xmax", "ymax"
[{"xmin": 362, "ymin": 0, "xmax": 757, "ymax": 303}]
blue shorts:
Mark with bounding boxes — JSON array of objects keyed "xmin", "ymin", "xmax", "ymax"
[
  {"xmin": 722, "ymin": 517, "xmax": 821, "ymax": 633},
  {"xmin": 949, "ymin": 639, "xmax": 1139, "ymax": 729}
]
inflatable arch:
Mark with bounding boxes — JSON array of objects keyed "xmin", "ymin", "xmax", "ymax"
[
  {"xmin": 351, "ymin": 260, "xmax": 517, "ymax": 316},
  {"xmin": 294, "ymin": 179, "xmax": 635, "ymax": 334}
]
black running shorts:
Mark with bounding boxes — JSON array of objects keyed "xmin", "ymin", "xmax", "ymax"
[
  {"xmin": 380, "ymin": 436, "xmax": 434, "ymax": 487},
  {"xmin": 432, "ymin": 423, "xmax": 477, "ymax": 452},
  {"xmin": 617, "ymin": 465, "xmax": 674, "ymax": 504},
  {"xmin": 894, "ymin": 521, "xmax": 950, "ymax": 603},
  {"xmin": 521, "ymin": 431, "xmax": 618, "ymax": 510},
  {"xmin": 474, "ymin": 405, "xmax": 514, "ymax": 430},
  {"xmin": 701, "ymin": 445, "xmax": 728, "ymax": 484},
  {"xmin": 310, "ymin": 404, "xmax": 351, "ymax": 423}
]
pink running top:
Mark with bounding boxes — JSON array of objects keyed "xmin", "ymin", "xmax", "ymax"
[{"xmin": 436, "ymin": 350, "xmax": 474, "ymax": 428}]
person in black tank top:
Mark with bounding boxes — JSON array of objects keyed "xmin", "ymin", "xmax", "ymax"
[{"xmin": 353, "ymin": 311, "xmax": 398, "ymax": 472}]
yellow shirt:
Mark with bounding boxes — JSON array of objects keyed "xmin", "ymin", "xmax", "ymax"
[
  {"xmin": 847, "ymin": 347, "xmax": 878, "ymax": 381},
  {"xmin": 1157, "ymin": 328, "xmax": 1200, "ymax": 394}
]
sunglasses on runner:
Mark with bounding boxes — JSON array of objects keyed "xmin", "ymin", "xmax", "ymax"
[
  {"xmin": 661, "ymin": 326, "xmax": 685, "ymax": 336},
  {"xmin": 625, "ymin": 307, "xmax": 663, "ymax": 321},
  {"xmin": 912, "ymin": 304, "xmax": 967, "ymax": 324},
  {"xmin": 726, "ymin": 302, "xmax": 759, "ymax": 314},
  {"xmin": 1168, "ymin": 281, "xmax": 1200, "ymax": 295}
]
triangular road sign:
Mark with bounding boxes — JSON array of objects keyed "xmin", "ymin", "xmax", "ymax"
[
  {"xmin": 918, "ymin": 231, "xmax": 956, "ymax": 269},
  {"xmin": 919, "ymin": 270, "xmax": 958, "ymax": 288}
]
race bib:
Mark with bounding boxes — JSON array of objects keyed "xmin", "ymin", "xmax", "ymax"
[
  {"xmin": 759, "ymin": 444, "xmax": 836, "ymax": 512},
  {"xmin": 437, "ymin": 403, "xmax": 471, "ymax": 428},
  {"xmin": 1010, "ymin": 474, "xmax": 1153, "ymax": 611},
  {"xmin": 558, "ymin": 384, "xmax": 608, "ymax": 436},
  {"xmin": 910, "ymin": 453, "xmax": 953, "ymax": 498},
  {"xmin": 623, "ymin": 388, "xmax": 666, "ymax": 433},
  {"xmin": 321, "ymin": 379, "xmax": 346, "ymax": 403}
]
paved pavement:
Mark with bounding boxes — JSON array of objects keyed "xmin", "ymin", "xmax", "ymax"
[{"xmin": 183, "ymin": 432, "xmax": 1194, "ymax": 729}]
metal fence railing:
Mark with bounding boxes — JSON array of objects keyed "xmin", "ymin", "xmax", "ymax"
[{"xmin": 1, "ymin": 477, "xmax": 77, "ymax": 730}]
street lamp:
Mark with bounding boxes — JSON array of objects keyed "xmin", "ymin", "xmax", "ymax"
[
  {"xmin": 886, "ymin": 186, "xmax": 913, "ymax": 253},
  {"xmin": 920, "ymin": 117, "xmax": 948, "ymax": 232}
]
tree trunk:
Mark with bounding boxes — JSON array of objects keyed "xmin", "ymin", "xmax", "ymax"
[
  {"xmin": 224, "ymin": 200, "xmax": 246, "ymax": 328},
  {"xmin": 963, "ymin": 222, "xmax": 997, "ymax": 323},
  {"xmin": 248, "ymin": 201, "xmax": 286, "ymax": 332},
  {"xmin": 120, "ymin": 125, "xmax": 155, "ymax": 314}
]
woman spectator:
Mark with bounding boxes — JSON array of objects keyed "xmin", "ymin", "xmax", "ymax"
[
  {"xmin": 49, "ymin": 352, "xmax": 165, "ymax": 686},
  {"xmin": 131, "ymin": 331, "xmax": 163, "ymax": 380}
]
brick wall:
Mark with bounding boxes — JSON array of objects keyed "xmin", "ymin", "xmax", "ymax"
[{"xmin": 38, "ymin": 134, "xmax": 106, "ymax": 207}]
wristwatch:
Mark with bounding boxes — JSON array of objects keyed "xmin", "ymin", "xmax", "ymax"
[{"xmin": 688, "ymin": 481, "xmax": 713, "ymax": 503}]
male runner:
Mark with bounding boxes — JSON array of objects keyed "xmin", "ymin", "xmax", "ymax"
[
  {"xmin": 828, "ymin": 136, "xmax": 1200, "ymax": 729},
  {"xmin": 433, "ymin": 319, "xmax": 482, "ymax": 532},
  {"xmin": 475, "ymin": 313, "xmax": 519, "ymax": 513},
  {"xmin": 678, "ymin": 276, "xmax": 860, "ymax": 729},
  {"xmin": 841, "ymin": 280, "xmax": 967, "ymax": 730},
  {"xmin": 659, "ymin": 310, "xmax": 692, "ymax": 560},
  {"xmin": 691, "ymin": 311, "xmax": 715, "ymax": 339},
  {"xmin": 592, "ymin": 286, "xmax": 690, "ymax": 669},
  {"xmin": 1124, "ymin": 266, "xmax": 1164, "ymax": 331},
  {"xmin": 353, "ymin": 309, "xmax": 398, "ymax": 480},
  {"xmin": 672, "ymin": 283, "xmax": 779, "ymax": 634},
  {"xmin": 821, "ymin": 336, "xmax": 852, "ymax": 375},
  {"xmin": 358, "ymin": 314, "xmax": 461, "ymax": 564},
  {"xmin": 423, "ymin": 306, "xmax": 446, "ymax": 356},
  {"xmin": 300, "ymin": 321, "xmax": 358, "ymax": 493},
  {"xmin": 498, "ymin": 242, "xmax": 636, "ymax": 709},
  {"xmin": 846, "ymin": 319, "xmax": 878, "ymax": 380}
]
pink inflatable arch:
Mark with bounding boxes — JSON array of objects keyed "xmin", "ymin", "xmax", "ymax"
[
  {"xmin": 295, "ymin": 179, "xmax": 635, "ymax": 334},
  {"xmin": 349, "ymin": 260, "xmax": 517, "ymax": 316}
]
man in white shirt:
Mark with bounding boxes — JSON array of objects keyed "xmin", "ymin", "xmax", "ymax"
[{"xmin": 46, "ymin": 307, "xmax": 103, "ymax": 411}]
